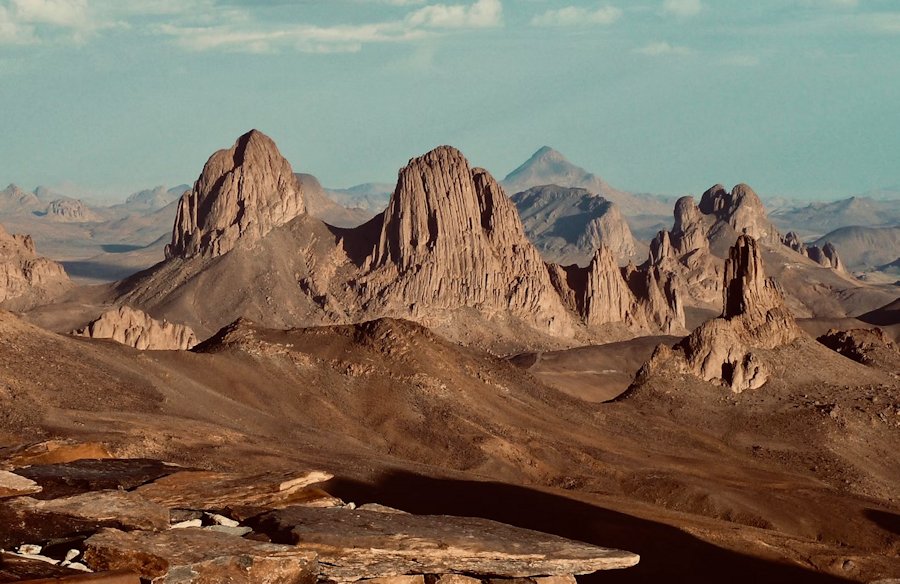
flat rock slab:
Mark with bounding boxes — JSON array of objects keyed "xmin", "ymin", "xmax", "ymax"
[
  {"xmin": 83, "ymin": 528, "xmax": 318, "ymax": 584},
  {"xmin": 14, "ymin": 459, "xmax": 181, "ymax": 500},
  {"xmin": 8, "ymin": 571, "xmax": 141, "ymax": 584},
  {"xmin": 0, "ymin": 441, "xmax": 111, "ymax": 471},
  {"xmin": 0, "ymin": 470, "xmax": 42, "ymax": 499},
  {"xmin": 248, "ymin": 507, "xmax": 639, "ymax": 581},
  {"xmin": 0, "ymin": 490, "xmax": 169, "ymax": 549},
  {"xmin": 134, "ymin": 470, "xmax": 338, "ymax": 514},
  {"xmin": 0, "ymin": 552, "xmax": 84, "ymax": 583}
]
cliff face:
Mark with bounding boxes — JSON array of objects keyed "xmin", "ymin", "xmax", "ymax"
[
  {"xmin": 73, "ymin": 306, "xmax": 198, "ymax": 350},
  {"xmin": 0, "ymin": 224, "xmax": 71, "ymax": 310},
  {"xmin": 358, "ymin": 146, "xmax": 574, "ymax": 336},
  {"xmin": 167, "ymin": 130, "xmax": 306, "ymax": 260}
]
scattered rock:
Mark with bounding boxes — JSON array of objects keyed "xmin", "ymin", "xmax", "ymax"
[
  {"xmin": 72, "ymin": 306, "xmax": 198, "ymax": 351},
  {"xmin": 817, "ymin": 328, "xmax": 900, "ymax": 372},
  {"xmin": 0, "ymin": 551, "xmax": 87, "ymax": 582},
  {"xmin": 0, "ymin": 470, "xmax": 42, "ymax": 499},
  {"xmin": 82, "ymin": 528, "xmax": 318, "ymax": 584},
  {"xmin": 14, "ymin": 459, "xmax": 181, "ymax": 500},
  {"xmin": 0, "ymin": 490, "xmax": 169, "ymax": 549},
  {"xmin": 134, "ymin": 469, "xmax": 337, "ymax": 515},
  {"xmin": 247, "ymin": 506, "xmax": 639, "ymax": 582}
]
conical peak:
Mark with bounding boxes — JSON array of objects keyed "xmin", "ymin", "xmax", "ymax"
[
  {"xmin": 531, "ymin": 146, "xmax": 566, "ymax": 162},
  {"xmin": 166, "ymin": 130, "xmax": 305, "ymax": 260}
]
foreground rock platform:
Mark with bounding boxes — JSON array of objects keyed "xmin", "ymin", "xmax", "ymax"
[
  {"xmin": 248, "ymin": 506, "xmax": 639, "ymax": 582},
  {"xmin": 83, "ymin": 528, "xmax": 318, "ymax": 584}
]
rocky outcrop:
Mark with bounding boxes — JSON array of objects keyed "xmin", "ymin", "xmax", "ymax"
[
  {"xmin": 646, "ymin": 185, "xmax": 780, "ymax": 309},
  {"xmin": 638, "ymin": 235, "xmax": 800, "ymax": 392},
  {"xmin": 510, "ymin": 185, "xmax": 640, "ymax": 266},
  {"xmin": 358, "ymin": 146, "xmax": 574, "ymax": 336},
  {"xmin": 552, "ymin": 246, "xmax": 683, "ymax": 334},
  {"xmin": 817, "ymin": 328, "xmax": 900, "ymax": 372},
  {"xmin": 73, "ymin": 306, "xmax": 197, "ymax": 350},
  {"xmin": 806, "ymin": 242, "xmax": 845, "ymax": 271},
  {"xmin": 45, "ymin": 198, "xmax": 95, "ymax": 222},
  {"xmin": 781, "ymin": 232, "xmax": 846, "ymax": 272},
  {"xmin": 166, "ymin": 129, "xmax": 306, "ymax": 260},
  {"xmin": 0, "ymin": 224, "xmax": 71, "ymax": 309}
]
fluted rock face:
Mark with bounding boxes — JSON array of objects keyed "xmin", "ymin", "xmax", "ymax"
[
  {"xmin": 510, "ymin": 185, "xmax": 639, "ymax": 266},
  {"xmin": 46, "ymin": 198, "xmax": 93, "ymax": 222},
  {"xmin": 74, "ymin": 306, "xmax": 198, "ymax": 350},
  {"xmin": 677, "ymin": 235, "xmax": 800, "ymax": 391},
  {"xmin": 550, "ymin": 245, "xmax": 684, "ymax": 334},
  {"xmin": 0, "ymin": 224, "xmax": 71, "ymax": 308},
  {"xmin": 166, "ymin": 130, "xmax": 306, "ymax": 260},
  {"xmin": 361, "ymin": 146, "xmax": 573, "ymax": 335}
]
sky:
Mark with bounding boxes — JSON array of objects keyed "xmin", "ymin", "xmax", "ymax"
[{"xmin": 0, "ymin": 0, "xmax": 898, "ymax": 202}]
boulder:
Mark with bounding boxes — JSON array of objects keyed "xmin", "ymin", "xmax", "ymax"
[
  {"xmin": 82, "ymin": 528, "xmax": 318, "ymax": 584},
  {"xmin": 0, "ymin": 470, "xmax": 42, "ymax": 499},
  {"xmin": 247, "ymin": 506, "xmax": 639, "ymax": 582},
  {"xmin": 73, "ymin": 306, "xmax": 198, "ymax": 351}
]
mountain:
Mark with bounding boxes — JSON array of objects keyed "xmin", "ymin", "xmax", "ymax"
[
  {"xmin": 646, "ymin": 184, "xmax": 896, "ymax": 317},
  {"xmin": 324, "ymin": 182, "xmax": 393, "ymax": 212},
  {"xmin": 770, "ymin": 196, "xmax": 900, "ymax": 237},
  {"xmin": 0, "ymin": 223, "xmax": 71, "ymax": 310},
  {"xmin": 0, "ymin": 184, "xmax": 43, "ymax": 214},
  {"xmin": 510, "ymin": 185, "xmax": 644, "ymax": 266},
  {"xmin": 501, "ymin": 147, "xmax": 673, "ymax": 217},
  {"xmin": 810, "ymin": 225, "xmax": 900, "ymax": 271},
  {"xmin": 112, "ymin": 132, "xmax": 684, "ymax": 349},
  {"xmin": 121, "ymin": 185, "xmax": 190, "ymax": 212},
  {"xmin": 298, "ymin": 173, "xmax": 380, "ymax": 228}
]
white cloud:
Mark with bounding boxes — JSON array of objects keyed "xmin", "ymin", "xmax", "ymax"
[
  {"xmin": 407, "ymin": 0, "xmax": 502, "ymax": 29},
  {"xmin": 11, "ymin": 0, "xmax": 88, "ymax": 27},
  {"xmin": 635, "ymin": 41, "xmax": 693, "ymax": 56},
  {"xmin": 531, "ymin": 5, "xmax": 621, "ymax": 27},
  {"xmin": 0, "ymin": 5, "xmax": 36, "ymax": 44},
  {"xmin": 661, "ymin": 0, "xmax": 701, "ymax": 18}
]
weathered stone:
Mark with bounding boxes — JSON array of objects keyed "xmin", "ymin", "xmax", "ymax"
[
  {"xmin": 248, "ymin": 506, "xmax": 638, "ymax": 582},
  {"xmin": 82, "ymin": 528, "xmax": 318, "ymax": 584},
  {"xmin": 0, "ymin": 470, "xmax": 42, "ymax": 499},
  {"xmin": 359, "ymin": 146, "xmax": 574, "ymax": 337},
  {"xmin": 0, "ymin": 490, "xmax": 169, "ymax": 549},
  {"xmin": 11, "ymin": 571, "xmax": 142, "ymax": 583},
  {"xmin": 15, "ymin": 459, "xmax": 182, "ymax": 500},
  {"xmin": 640, "ymin": 235, "xmax": 802, "ymax": 392},
  {"xmin": 428, "ymin": 576, "xmax": 481, "ymax": 584},
  {"xmin": 362, "ymin": 576, "xmax": 425, "ymax": 584},
  {"xmin": 134, "ymin": 470, "xmax": 336, "ymax": 514},
  {"xmin": 44, "ymin": 198, "xmax": 95, "ymax": 222},
  {"xmin": 0, "ymin": 441, "xmax": 111, "ymax": 471},
  {"xmin": 73, "ymin": 306, "xmax": 198, "ymax": 351},
  {"xmin": 167, "ymin": 129, "xmax": 306, "ymax": 260},
  {"xmin": 0, "ymin": 224, "xmax": 71, "ymax": 309},
  {"xmin": 817, "ymin": 327, "xmax": 900, "ymax": 371},
  {"xmin": 0, "ymin": 552, "xmax": 85, "ymax": 583}
]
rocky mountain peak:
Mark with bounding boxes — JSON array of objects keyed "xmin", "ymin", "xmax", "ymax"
[
  {"xmin": 0, "ymin": 224, "xmax": 71, "ymax": 309},
  {"xmin": 722, "ymin": 234, "xmax": 785, "ymax": 322},
  {"xmin": 166, "ymin": 129, "xmax": 306, "ymax": 260},
  {"xmin": 361, "ymin": 146, "xmax": 574, "ymax": 337}
]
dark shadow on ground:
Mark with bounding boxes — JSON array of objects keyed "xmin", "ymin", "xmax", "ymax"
[
  {"xmin": 865, "ymin": 509, "xmax": 900, "ymax": 536},
  {"xmin": 327, "ymin": 471, "xmax": 853, "ymax": 584},
  {"xmin": 100, "ymin": 244, "xmax": 145, "ymax": 253},
  {"xmin": 61, "ymin": 261, "xmax": 141, "ymax": 282}
]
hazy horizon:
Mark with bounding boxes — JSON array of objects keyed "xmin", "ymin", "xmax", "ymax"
[{"xmin": 1, "ymin": 0, "xmax": 899, "ymax": 202}]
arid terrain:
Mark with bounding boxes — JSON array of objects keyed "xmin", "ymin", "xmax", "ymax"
[{"xmin": 1, "ymin": 130, "xmax": 898, "ymax": 584}]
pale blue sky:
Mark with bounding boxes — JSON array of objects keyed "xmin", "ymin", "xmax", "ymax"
[{"xmin": 1, "ymin": 0, "xmax": 898, "ymax": 201}]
